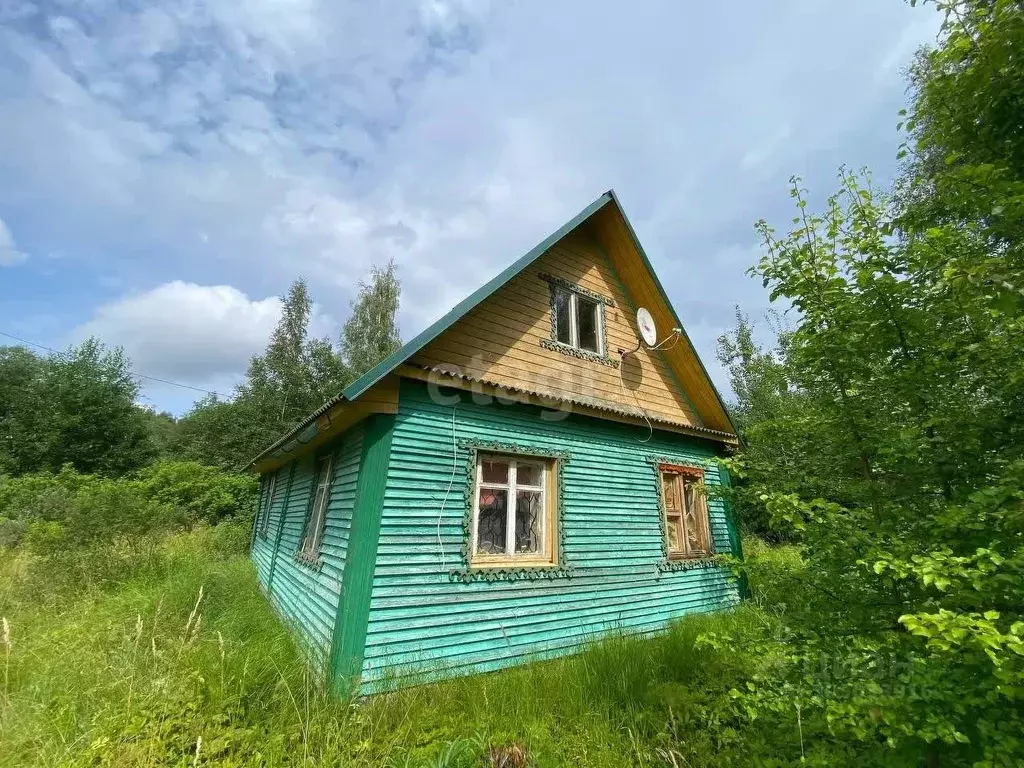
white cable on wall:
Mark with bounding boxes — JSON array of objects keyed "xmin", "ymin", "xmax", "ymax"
[
  {"xmin": 436, "ymin": 404, "xmax": 459, "ymax": 572},
  {"xmin": 619, "ymin": 328, "xmax": 682, "ymax": 443}
]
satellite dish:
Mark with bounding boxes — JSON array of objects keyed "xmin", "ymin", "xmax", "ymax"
[{"xmin": 636, "ymin": 308, "xmax": 657, "ymax": 346}]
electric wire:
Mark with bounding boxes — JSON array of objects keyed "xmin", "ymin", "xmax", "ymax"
[{"xmin": 0, "ymin": 330, "xmax": 231, "ymax": 399}]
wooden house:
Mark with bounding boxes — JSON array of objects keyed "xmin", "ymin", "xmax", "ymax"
[{"xmin": 248, "ymin": 190, "xmax": 743, "ymax": 694}]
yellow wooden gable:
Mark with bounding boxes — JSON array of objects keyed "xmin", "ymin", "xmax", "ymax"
[
  {"xmin": 408, "ymin": 223, "xmax": 709, "ymax": 433},
  {"xmin": 404, "ymin": 195, "xmax": 736, "ymax": 443}
]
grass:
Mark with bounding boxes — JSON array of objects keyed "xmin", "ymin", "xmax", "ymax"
[{"xmin": 0, "ymin": 525, "xmax": 810, "ymax": 767}]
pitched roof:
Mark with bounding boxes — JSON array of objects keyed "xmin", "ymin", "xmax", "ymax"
[{"xmin": 249, "ymin": 190, "xmax": 737, "ymax": 466}]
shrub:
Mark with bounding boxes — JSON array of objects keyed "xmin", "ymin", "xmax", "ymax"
[
  {"xmin": 132, "ymin": 460, "xmax": 258, "ymax": 525},
  {"xmin": 0, "ymin": 461, "xmax": 255, "ymax": 552}
]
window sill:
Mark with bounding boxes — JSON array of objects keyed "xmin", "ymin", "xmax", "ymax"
[
  {"xmin": 539, "ymin": 339, "xmax": 619, "ymax": 368},
  {"xmin": 294, "ymin": 551, "xmax": 324, "ymax": 571},
  {"xmin": 452, "ymin": 562, "xmax": 574, "ymax": 583},
  {"xmin": 657, "ymin": 555, "xmax": 724, "ymax": 573}
]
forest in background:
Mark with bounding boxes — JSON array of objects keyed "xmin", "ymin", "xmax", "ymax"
[{"xmin": 1, "ymin": 1, "xmax": 1022, "ymax": 765}]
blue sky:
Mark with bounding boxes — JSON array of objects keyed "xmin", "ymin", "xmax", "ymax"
[{"xmin": 0, "ymin": 0, "xmax": 939, "ymax": 415}]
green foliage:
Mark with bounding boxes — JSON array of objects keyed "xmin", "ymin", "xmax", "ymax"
[
  {"xmin": 0, "ymin": 339, "xmax": 155, "ymax": 477},
  {"xmin": 340, "ymin": 259, "xmax": 402, "ymax": 379},
  {"xmin": 132, "ymin": 460, "xmax": 258, "ymax": 526},
  {"xmin": 715, "ymin": 3, "xmax": 1024, "ymax": 762},
  {"xmin": 3, "ymin": 528, "xmax": 838, "ymax": 768},
  {"xmin": 0, "ymin": 461, "xmax": 255, "ymax": 556}
]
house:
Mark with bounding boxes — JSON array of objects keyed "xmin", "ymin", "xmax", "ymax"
[{"xmin": 248, "ymin": 190, "xmax": 743, "ymax": 695}]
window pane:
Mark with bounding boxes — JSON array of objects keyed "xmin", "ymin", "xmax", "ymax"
[
  {"xmin": 481, "ymin": 458, "xmax": 509, "ymax": 484},
  {"xmin": 684, "ymin": 481, "xmax": 705, "ymax": 553},
  {"xmin": 553, "ymin": 288, "xmax": 572, "ymax": 344},
  {"xmin": 666, "ymin": 513, "xmax": 683, "ymax": 553},
  {"xmin": 476, "ymin": 488, "xmax": 508, "ymax": 554},
  {"xmin": 662, "ymin": 473, "xmax": 681, "ymax": 512},
  {"xmin": 575, "ymin": 296, "xmax": 599, "ymax": 352},
  {"xmin": 515, "ymin": 462, "xmax": 543, "ymax": 488},
  {"xmin": 515, "ymin": 490, "xmax": 543, "ymax": 553}
]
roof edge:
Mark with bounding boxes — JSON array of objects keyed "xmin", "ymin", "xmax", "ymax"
[
  {"xmin": 342, "ymin": 191, "xmax": 614, "ymax": 401},
  {"xmin": 605, "ymin": 190, "xmax": 739, "ymax": 438}
]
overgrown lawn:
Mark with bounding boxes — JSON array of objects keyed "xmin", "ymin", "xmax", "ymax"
[{"xmin": 1, "ymin": 528, "xmax": 822, "ymax": 767}]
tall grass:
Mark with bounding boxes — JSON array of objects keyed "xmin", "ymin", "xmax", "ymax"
[{"xmin": 0, "ymin": 527, "xmax": 815, "ymax": 767}]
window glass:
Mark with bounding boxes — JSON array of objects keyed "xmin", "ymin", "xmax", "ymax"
[
  {"xmin": 515, "ymin": 462, "xmax": 543, "ymax": 488},
  {"xmin": 301, "ymin": 456, "xmax": 333, "ymax": 557},
  {"xmin": 514, "ymin": 490, "xmax": 543, "ymax": 552},
  {"xmin": 476, "ymin": 488, "xmax": 508, "ymax": 554},
  {"xmin": 553, "ymin": 288, "xmax": 572, "ymax": 344},
  {"xmin": 575, "ymin": 296, "xmax": 600, "ymax": 352},
  {"xmin": 259, "ymin": 472, "xmax": 277, "ymax": 537},
  {"xmin": 481, "ymin": 458, "xmax": 509, "ymax": 484},
  {"xmin": 666, "ymin": 514, "xmax": 683, "ymax": 553}
]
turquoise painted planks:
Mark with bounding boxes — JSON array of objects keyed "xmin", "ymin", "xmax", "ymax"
[
  {"xmin": 359, "ymin": 380, "xmax": 740, "ymax": 690},
  {"xmin": 250, "ymin": 423, "xmax": 365, "ymax": 661}
]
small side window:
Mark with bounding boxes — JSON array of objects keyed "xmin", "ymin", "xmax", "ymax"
[
  {"xmin": 257, "ymin": 472, "xmax": 278, "ymax": 539},
  {"xmin": 659, "ymin": 466, "xmax": 712, "ymax": 559},
  {"xmin": 299, "ymin": 456, "xmax": 334, "ymax": 561}
]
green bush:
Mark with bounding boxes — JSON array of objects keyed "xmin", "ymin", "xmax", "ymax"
[
  {"xmin": 132, "ymin": 460, "xmax": 258, "ymax": 525},
  {"xmin": 0, "ymin": 461, "xmax": 255, "ymax": 552}
]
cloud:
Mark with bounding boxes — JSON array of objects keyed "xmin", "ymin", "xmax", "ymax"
[
  {"xmin": 0, "ymin": 0, "xmax": 942, "ymax": 412},
  {"xmin": 73, "ymin": 282, "xmax": 285, "ymax": 386},
  {"xmin": 0, "ymin": 217, "xmax": 27, "ymax": 266}
]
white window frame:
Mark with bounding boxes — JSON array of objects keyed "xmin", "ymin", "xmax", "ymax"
[
  {"xmin": 258, "ymin": 471, "xmax": 278, "ymax": 538},
  {"xmin": 299, "ymin": 455, "xmax": 334, "ymax": 560},
  {"xmin": 471, "ymin": 453, "xmax": 555, "ymax": 566},
  {"xmin": 554, "ymin": 287, "xmax": 604, "ymax": 356}
]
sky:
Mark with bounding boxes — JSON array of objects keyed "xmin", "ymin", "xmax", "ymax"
[{"xmin": 0, "ymin": 0, "xmax": 940, "ymax": 415}]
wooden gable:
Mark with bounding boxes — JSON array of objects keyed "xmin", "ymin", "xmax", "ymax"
[
  {"xmin": 408, "ymin": 221, "xmax": 723, "ymax": 437},
  {"xmin": 250, "ymin": 191, "xmax": 737, "ymax": 472}
]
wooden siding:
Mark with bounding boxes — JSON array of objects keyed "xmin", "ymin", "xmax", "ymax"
[
  {"xmin": 410, "ymin": 225, "xmax": 702, "ymax": 430},
  {"xmin": 250, "ymin": 423, "xmax": 365, "ymax": 659},
  {"xmin": 359, "ymin": 379, "xmax": 739, "ymax": 689}
]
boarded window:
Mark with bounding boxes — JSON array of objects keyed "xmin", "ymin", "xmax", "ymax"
[
  {"xmin": 472, "ymin": 453, "xmax": 556, "ymax": 566},
  {"xmin": 299, "ymin": 455, "xmax": 334, "ymax": 561},
  {"xmin": 659, "ymin": 466, "xmax": 712, "ymax": 558}
]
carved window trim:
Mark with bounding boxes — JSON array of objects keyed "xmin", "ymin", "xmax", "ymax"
[
  {"xmin": 451, "ymin": 439, "xmax": 575, "ymax": 582},
  {"xmin": 538, "ymin": 273, "xmax": 618, "ymax": 368},
  {"xmin": 645, "ymin": 455, "xmax": 724, "ymax": 573}
]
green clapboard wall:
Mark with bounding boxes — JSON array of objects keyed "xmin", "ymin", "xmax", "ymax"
[
  {"xmin": 358, "ymin": 379, "xmax": 740, "ymax": 690},
  {"xmin": 251, "ymin": 422, "xmax": 365, "ymax": 661}
]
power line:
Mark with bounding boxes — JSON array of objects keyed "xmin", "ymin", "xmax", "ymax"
[{"xmin": 0, "ymin": 330, "xmax": 232, "ymax": 399}]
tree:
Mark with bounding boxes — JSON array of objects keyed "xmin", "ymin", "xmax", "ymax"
[
  {"xmin": 241, "ymin": 278, "xmax": 349, "ymax": 427},
  {"xmin": 0, "ymin": 340, "xmax": 154, "ymax": 476},
  {"xmin": 719, "ymin": 5, "xmax": 1024, "ymax": 761},
  {"xmin": 340, "ymin": 260, "xmax": 402, "ymax": 379}
]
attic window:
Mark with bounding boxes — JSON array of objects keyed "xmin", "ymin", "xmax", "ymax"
[
  {"xmin": 471, "ymin": 453, "xmax": 557, "ymax": 567},
  {"xmin": 551, "ymin": 286, "xmax": 603, "ymax": 354}
]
